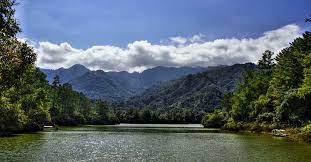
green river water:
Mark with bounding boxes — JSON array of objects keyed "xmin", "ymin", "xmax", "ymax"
[{"xmin": 0, "ymin": 124, "xmax": 310, "ymax": 161}]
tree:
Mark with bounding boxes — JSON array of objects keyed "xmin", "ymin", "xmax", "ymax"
[
  {"xmin": 96, "ymin": 101, "xmax": 109, "ymax": 123},
  {"xmin": 52, "ymin": 75, "xmax": 60, "ymax": 88},
  {"xmin": 202, "ymin": 109, "xmax": 226, "ymax": 128},
  {"xmin": 268, "ymin": 32, "xmax": 311, "ymax": 107},
  {"xmin": 222, "ymin": 51, "xmax": 275, "ymax": 124},
  {"xmin": 298, "ymin": 54, "xmax": 311, "ymax": 95},
  {"xmin": 0, "ymin": 0, "xmax": 20, "ymax": 37},
  {"xmin": 268, "ymin": 32, "xmax": 311, "ymax": 124},
  {"xmin": 19, "ymin": 69, "xmax": 51, "ymax": 130},
  {"xmin": 140, "ymin": 109, "xmax": 152, "ymax": 123},
  {"xmin": 0, "ymin": 0, "xmax": 49, "ymax": 133},
  {"xmin": 258, "ymin": 50, "xmax": 275, "ymax": 70},
  {"xmin": 0, "ymin": 0, "xmax": 36, "ymax": 91}
]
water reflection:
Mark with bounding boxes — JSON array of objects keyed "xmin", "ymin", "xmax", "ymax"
[
  {"xmin": 0, "ymin": 124, "xmax": 310, "ymax": 161},
  {"xmin": 0, "ymin": 133, "xmax": 46, "ymax": 161}
]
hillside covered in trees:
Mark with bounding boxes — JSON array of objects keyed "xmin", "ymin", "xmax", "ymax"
[
  {"xmin": 202, "ymin": 31, "xmax": 311, "ymax": 140},
  {"xmin": 114, "ymin": 63, "xmax": 255, "ymax": 123},
  {"xmin": 41, "ymin": 65, "xmax": 205, "ymax": 101},
  {"xmin": 124, "ymin": 63, "xmax": 255, "ymax": 111}
]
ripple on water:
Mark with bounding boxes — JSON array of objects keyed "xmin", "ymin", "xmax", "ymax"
[{"xmin": 0, "ymin": 124, "xmax": 311, "ymax": 161}]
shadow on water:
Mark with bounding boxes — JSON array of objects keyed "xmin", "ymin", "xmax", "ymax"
[{"xmin": 0, "ymin": 132, "xmax": 47, "ymax": 161}]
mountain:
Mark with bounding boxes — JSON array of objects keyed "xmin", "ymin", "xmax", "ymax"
[
  {"xmin": 41, "ymin": 64, "xmax": 90, "ymax": 83},
  {"xmin": 41, "ymin": 65, "xmax": 206, "ymax": 101},
  {"xmin": 124, "ymin": 63, "xmax": 256, "ymax": 112},
  {"xmin": 69, "ymin": 70, "xmax": 136, "ymax": 101}
]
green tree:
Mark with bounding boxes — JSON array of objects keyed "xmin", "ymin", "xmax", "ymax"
[
  {"xmin": 268, "ymin": 32, "xmax": 311, "ymax": 124},
  {"xmin": 140, "ymin": 109, "xmax": 152, "ymax": 123},
  {"xmin": 258, "ymin": 50, "xmax": 275, "ymax": 70},
  {"xmin": 298, "ymin": 54, "xmax": 311, "ymax": 95},
  {"xmin": 0, "ymin": 0, "xmax": 50, "ymax": 133},
  {"xmin": 202, "ymin": 109, "xmax": 226, "ymax": 128},
  {"xmin": 0, "ymin": 0, "xmax": 20, "ymax": 37},
  {"xmin": 226, "ymin": 51, "xmax": 275, "ymax": 124}
]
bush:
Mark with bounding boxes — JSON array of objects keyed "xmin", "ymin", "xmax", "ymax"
[
  {"xmin": 223, "ymin": 118, "xmax": 243, "ymax": 131},
  {"xmin": 301, "ymin": 124, "xmax": 311, "ymax": 142},
  {"xmin": 256, "ymin": 112, "xmax": 275, "ymax": 123},
  {"xmin": 201, "ymin": 110, "xmax": 225, "ymax": 128},
  {"xmin": 301, "ymin": 124, "xmax": 311, "ymax": 134},
  {"xmin": 245, "ymin": 122, "xmax": 276, "ymax": 132}
]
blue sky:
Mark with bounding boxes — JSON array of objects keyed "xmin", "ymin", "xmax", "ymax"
[
  {"xmin": 16, "ymin": 0, "xmax": 311, "ymax": 48},
  {"xmin": 15, "ymin": 0, "xmax": 311, "ymax": 71}
]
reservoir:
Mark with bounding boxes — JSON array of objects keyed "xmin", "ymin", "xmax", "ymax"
[{"xmin": 0, "ymin": 124, "xmax": 310, "ymax": 161}]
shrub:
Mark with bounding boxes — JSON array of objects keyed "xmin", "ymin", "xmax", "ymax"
[
  {"xmin": 223, "ymin": 117, "xmax": 243, "ymax": 131},
  {"xmin": 301, "ymin": 123, "xmax": 311, "ymax": 134},
  {"xmin": 256, "ymin": 112, "xmax": 275, "ymax": 123},
  {"xmin": 201, "ymin": 110, "xmax": 225, "ymax": 128},
  {"xmin": 301, "ymin": 124, "xmax": 311, "ymax": 142}
]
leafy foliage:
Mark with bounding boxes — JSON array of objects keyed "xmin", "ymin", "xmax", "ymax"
[
  {"xmin": 201, "ymin": 109, "xmax": 226, "ymax": 128},
  {"xmin": 0, "ymin": 0, "xmax": 49, "ymax": 134},
  {"xmin": 0, "ymin": 0, "xmax": 118, "ymax": 134},
  {"xmin": 202, "ymin": 32, "xmax": 311, "ymax": 131}
]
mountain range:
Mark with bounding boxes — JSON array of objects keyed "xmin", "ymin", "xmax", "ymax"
[
  {"xmin": 40, "ymin": 65, "xmax": 206, "ymax": 101},
  {"xmin": 41, "ymin": 63, "xmax": 255, "ymax": 113},
  {"xmin": 123, "ymin": 63, "xmax": 256, "ymax": 112}
]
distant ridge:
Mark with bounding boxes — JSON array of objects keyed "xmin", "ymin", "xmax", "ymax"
[
  {"xmin": 41, "ymin": 65, "xmax": 206, "ymax": 101},
  {"xmin": 40, "ymin": 64, "xmax": 90, "ymax": 83}
]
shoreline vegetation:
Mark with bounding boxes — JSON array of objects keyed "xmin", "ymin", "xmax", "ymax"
[
  {"xmin": 0, "ymin": 0, "xmax": 310, "ymax": 143},
  {"xmin": 201, "ymin": 29, "xmax": 311, "ymax": 142}
]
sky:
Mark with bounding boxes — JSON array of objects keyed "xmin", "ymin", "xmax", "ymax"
[{"xmin": 15, "ymin": 0, "xmax": 311, "ymax": 72}]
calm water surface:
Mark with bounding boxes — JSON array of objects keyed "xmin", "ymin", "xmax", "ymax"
[{"xmin": 0, "ymin": 124, "xmax": 311, "ymax": 161}]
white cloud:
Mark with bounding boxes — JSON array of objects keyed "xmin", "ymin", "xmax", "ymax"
[
  {"xmin": 169, "ymin": 36, "xmax": 188, "ymax": 45},
  {"xmin": 189, "ymin": 34, "xmax": 204, "ymax": 43},
  {"xmin": 35, "ymin": 24, "xmax": 301, "ymax": 72}
]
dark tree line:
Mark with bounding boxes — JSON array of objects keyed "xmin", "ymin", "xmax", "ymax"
[{"xmin": 115, "ymin": 108, "xmax": 199, "ymax": 124}]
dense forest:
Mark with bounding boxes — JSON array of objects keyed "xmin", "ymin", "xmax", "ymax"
[
  {"xmin": 202, "ymin": 30, "xmax": 311, "ymax": 140},
  {"xmin": 0, "ymin": 1, "xmax": 118, "ymax": 135}
]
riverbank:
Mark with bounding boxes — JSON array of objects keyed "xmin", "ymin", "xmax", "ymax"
[
  {"xmin": 284, "ymin": 128, "xmax": 311, "ymax": 142},
  {"xmin": 218, "ymin": 124, "xmax": 311, "ymax": 143},
  {"xmin": 3, "ymin": 122, "xmax": 311, "ymax": 143}
]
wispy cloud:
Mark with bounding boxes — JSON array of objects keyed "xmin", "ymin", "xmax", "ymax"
[{"xmin": 34, "ymin": 24, "xmax": 301, "ymax": 72}]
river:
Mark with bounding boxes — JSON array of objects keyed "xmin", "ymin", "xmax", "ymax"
[{"xmin": 0, "ymin": 124, "xmax": 310, "ymax": 161}]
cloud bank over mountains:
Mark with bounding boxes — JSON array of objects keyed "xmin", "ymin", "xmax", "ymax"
[{"xmin": 34, "ymin": 24, "xmax": 301, "ymax": 72}]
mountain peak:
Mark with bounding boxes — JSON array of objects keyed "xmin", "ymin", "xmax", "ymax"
[{"xmin": 68, "ymin": 64, "xmax": 89, "ymax": 71}]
